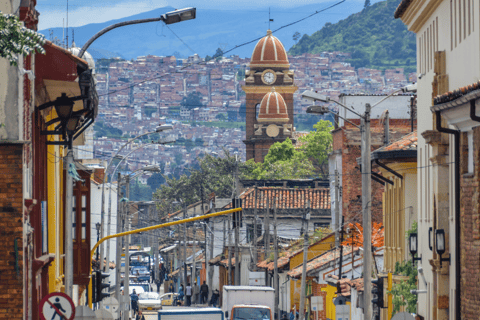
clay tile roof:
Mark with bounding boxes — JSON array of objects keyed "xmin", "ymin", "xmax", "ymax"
[
  {"xmin": 393, "ymin": 0, "xmax": 414, "ymax": 19},
  {"xmin": 433, "ymin": 80, "xmax": 480, "ymax": 105},
  {"xmin": 225, "ymin": 187, "xmax": 330, "ymax": 210},
  {"xmin": 373, "ymin": 131, "xmax": 417, "ymax": 153},
  {"xmin": 250, "ymin": 29, "xmax": 289, "ymax": 68},
  {"xmin": 219, "ymin": 257, "xmax": 235, "ymax": 267},
  {"xmin": 287, "ymin": 246, "xmax": 357, "ymax": 279},
  {"xmin": 257, "ymin": 87, "xmax": 289, "ymax": 123}
]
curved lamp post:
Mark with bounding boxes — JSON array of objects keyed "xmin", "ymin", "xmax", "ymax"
[
  {"xmin": 78, "ymin": 7, "xmax": 196, "ymax": 59},
  {"xmin": 99, "ymin": 125, "xmax": 172, "ymax": 272}
]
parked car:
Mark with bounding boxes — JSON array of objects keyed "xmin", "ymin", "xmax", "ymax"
[
  {"xmin": 131, "ymin": 266, "xmax": 150, "ymax": 282},
  {"xmin": 159, "ymin": 292, "xmax": 179, "ymax": 306},
  {"xmin": 138, "ymin": 292, "xmax": 162, "ymax": 312}
]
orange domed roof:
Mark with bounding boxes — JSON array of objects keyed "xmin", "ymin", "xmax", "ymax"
[
  {"xmin": 257, "ymin": 87, "xmax": 289, "ymax": 123},
  {"xmin": 250, "ymin": 30, "xmax": 289, "ymax": 68}
]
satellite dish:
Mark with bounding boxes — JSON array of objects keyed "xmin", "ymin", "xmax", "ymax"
[{"xmin": 391, "ymin": 312, "xmax": 416, "ymax": 320}]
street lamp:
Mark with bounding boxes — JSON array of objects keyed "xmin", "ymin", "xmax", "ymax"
[
  {"xmin": 435, "ymin": 229, "xmax": 450, "ymax": 267},
  {"xmin": 78, "ymin": 7, "xmax": 196, "ymax": 58},
  {"xmin": 409, "ymin": 232, "xmax": 422, "ymax": 266}
]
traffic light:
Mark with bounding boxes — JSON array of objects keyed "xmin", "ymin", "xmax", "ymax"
[
  {"xmin": 371, "ymin": 277, "xmax": 384, "ymax": 308},
  {"xmin": 95, "ymin": 270, "xmax": 110, "ymax": 302},
  {"xmin": 232, "ymin": 198, "xmax": 242, "ymax": 228},
  {"xmin": 91, "ymin": 272, "xmax": 97, "ymax": 303}
]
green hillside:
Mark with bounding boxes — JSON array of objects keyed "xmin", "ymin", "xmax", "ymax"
[{"xmin": 289, "ymin": 0, "xmax": 416, "ymax": 73}]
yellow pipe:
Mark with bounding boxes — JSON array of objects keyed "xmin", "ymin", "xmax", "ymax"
[
  {"xmin": 88, "ymin": 207, "xmax": 242, "ymax": 308},
  {"xmin": 387, "ymin": 272, "xmax": 392, "ymax": 319}
]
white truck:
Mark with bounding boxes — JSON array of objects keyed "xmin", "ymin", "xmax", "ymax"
[
  {"xmin": 222, "ymin": 286, "xmax": 275, "ymax": 320},
  {"xmin": 158, "ymin": 308, "xmax": 224, "ymax": 320}
]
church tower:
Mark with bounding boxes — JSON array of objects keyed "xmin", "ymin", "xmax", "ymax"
[{"xmin": 243, "ymin": 30, "xmax": 297, "ymax": 162}]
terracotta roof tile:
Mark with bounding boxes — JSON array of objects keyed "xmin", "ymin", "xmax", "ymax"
[
  {"xmin": 433, "ymin": 80, "xmax": 480, "ymax": 105},
  {"xmin": 224, "ymin": 187, "xmax": 330, "ymax": 210},
  {"xmin": 287, "ymin": 246, "xmax": 358, "ymax": 278},
  {"xmin": 394, "ymin": 0, "xmax": 414, "ymax": 19},
  {"xmin": 373, "ymin": 131, "xmax": 417, "ymax": 153}
]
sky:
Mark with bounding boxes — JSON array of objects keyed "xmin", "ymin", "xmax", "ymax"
[{"xmin": 36, "ymin": 0, "xmax": 367, "ymax": 30}]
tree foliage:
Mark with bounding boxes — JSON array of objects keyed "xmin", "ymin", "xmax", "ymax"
[
  {"xmin": 181, "ymin": 91, "xmax": 203, "ymax": 110},
  {"xmin": 342, "ymin": 222, "xmax": 385, "ymax": 248},
  {"xmin": 242, "ymin": 138, "xmax": 316, "ymax": 180},
  {"xmin": 298, "ymin": 120, "xmax": 333, "ymax": 177},
  {"xmin": 0, "ymin": 12, "xmax": 46, "ymax": 66},
  {"xmin": 288, "ymin": 0, "xmax": 416, "ymax": 73},
  {"xmin": 388, "ymin": 222, "xmax": 418, "ymax": 316}
]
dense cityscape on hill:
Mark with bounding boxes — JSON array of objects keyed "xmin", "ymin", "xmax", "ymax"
[{"xmin": 88, "ymin": 48, "xmax": 415, "ymax": 199}]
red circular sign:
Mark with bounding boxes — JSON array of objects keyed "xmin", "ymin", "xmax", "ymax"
[{"xmin": 39, "ymin": 292, "xmax": 76, "ymax": 320}]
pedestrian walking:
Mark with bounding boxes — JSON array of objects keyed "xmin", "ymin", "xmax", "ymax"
[
  {"xmin": 130, "ymin": 289, "xmax": 139, "ymax": 315},
  {"xmin": 169, "ymin": 283, "xmax": 174, "ymax": 293},
  {"xmin": 135, "ymin": 310, "xmax": 145, "ymax": 320},
  {"xmin": 200, "ymin": 281, "xmax": 209, "ymax": 304},
  {"xmin": 185, "ymin": 283, "xmax": 192, "ymax": 306}
]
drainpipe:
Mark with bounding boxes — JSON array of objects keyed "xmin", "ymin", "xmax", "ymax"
[{"xmin": 435, "ymin": 111, "xmax": 460, "ymax": 320}]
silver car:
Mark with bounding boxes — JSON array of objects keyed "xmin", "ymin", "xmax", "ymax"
[{"xmin": 138, "ymin": 292, "xmax": 162, "ymax": 312}]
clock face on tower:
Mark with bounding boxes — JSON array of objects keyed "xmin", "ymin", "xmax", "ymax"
[{"xmin": 262, "ymin": 69, "xmax": 276, "ymax": 85}]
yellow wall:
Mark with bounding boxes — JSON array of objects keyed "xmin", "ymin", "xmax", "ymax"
[
  {"xmin": 381, "ymin": 163, "xmax": 416, "ymax": 273},
  {"xmin": 46, "ymin": 110, "xmax": 65, "ymax": 292},
  {"xmin": 321, "ymin": 284, "xmax": 337, "ymax": 320},
  {"xmin": 289, "ymin": 235, "xmax": 335, "ymax": 310}
]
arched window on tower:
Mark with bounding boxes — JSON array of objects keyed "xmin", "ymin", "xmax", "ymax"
[{"xmin": 255, "ymin": 103, "xmax": 260, "ymax": 120}]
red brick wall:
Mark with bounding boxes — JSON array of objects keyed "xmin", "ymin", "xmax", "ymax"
[
  {"xmin": 335, "ymin": 119, "xmax": 414, "ymax": 223},
  {"xmin": 460, "ymin": 127, "xmax": 480, "ymax": 319},
  {"xmin": 0, "ymin": 145, "xmax": 24, "ymax": 320},
  {"xmin": 311, "ymin": 283, "xmax": 327, "ymax": 320}
]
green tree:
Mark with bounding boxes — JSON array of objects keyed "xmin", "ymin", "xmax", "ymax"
[
  {"xmin": 214, "ymin": 48, "xmax": 223, "ymax": 61},
  {"xmin": 293, "ymin": 31, "xmax": 301, "ymax": 44},
  {"xmin": 298, "ymin": 120, "xmax": 334, "ymax": 177},
  {"xmin": 181, "ymin": 91, "xmax": 203, "ymax": 110},
  {"xmin": 216, "ymin": 113, "xmax": 227, "ymax": 121},
  {"xmin": 0, "ymin": 12, "xmax": 46, "ymax": 66},
  {"xmin": 242, "ymin": 138, "xmax": 316, "ymax": 180},
  {"xmin": 364, "ymin": 0, "xmax": 371, "ymax": 8}
]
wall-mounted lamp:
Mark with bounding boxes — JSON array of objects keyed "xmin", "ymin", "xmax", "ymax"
[
  {"xmin": 409, "ymin": 232, "xmax": 422, "ymax": 266},
  {"xmin": 428, "ymin": 227, "xmax": 433, "ymax": 251},
  {"xmin": 435, "ymin": 229, "xmax": 450, "ymax": 267}
]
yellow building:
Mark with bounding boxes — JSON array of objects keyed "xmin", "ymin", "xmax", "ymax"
[{"xmin": 372, "ymin": 131, "xmax": 417, "ymax": 319}]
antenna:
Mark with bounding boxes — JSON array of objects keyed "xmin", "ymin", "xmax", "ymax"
[
  {"xmin": 268, "ymin": 7, "xmax": 274, "ymax": 29},
  {"xmin": 66, "ymin": 0, "xmax": 69, "ymax": 48}
]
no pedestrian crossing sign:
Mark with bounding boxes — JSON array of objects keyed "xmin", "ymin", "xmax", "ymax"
[{"xmin": 39, "ymin": 292, "xmax": 76, "ymax": 320}]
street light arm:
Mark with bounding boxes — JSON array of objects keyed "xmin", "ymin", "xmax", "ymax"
[
  {"xmin": 79, "ymin": 17, "xmax": 163, "ymax": 58},
  {"xmin": 371, "ymin": 88, "xmax": 403, "ymax": 109},
  {"xmin": 330, "ymin": 99, "xmax": 363, "ymax": 118}
]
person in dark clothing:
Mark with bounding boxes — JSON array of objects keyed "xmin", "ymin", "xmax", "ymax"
[
  {"xmin": 135, "ymin": 310, "xmax": 145, "ymax": 320},
  {"xmin": 169, "ymin": 283, "xmax": 174, "ymax": 293},
  {"xmin": 200, "ymin": 281, "xmax": 209, "ymax": 304},
  {"xmin": 130, "ymin": 289, "xmax": 139, "ymax": 315}
]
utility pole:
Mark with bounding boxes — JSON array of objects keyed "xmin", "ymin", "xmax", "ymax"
[
  {"xmin": 155, "ymin": 203, "xmax": 160, "ymax": 290},
  {"xmin": 362, "ymin": 103, "xmax": 372, "ymax": 320},
  {"xmin": 253, "ymin": 186, "xmax": 258, "ymax": 271},
  {"xmin": 265, "ymin": 196, "xmax": 270, "ymax": 286},
  {"xmin": 234, "ymin": 158, "xmax": 240, "ymax": 286},
  {"xmin": 183, "ymin": 204, "xmax": 187, "ymax": 291},
  {"xmin": 208, "ymin": 205, "xmax": 214, "ymax": 302},
  {"xmin": 192, "ymin": 222, "xmax": 197, "ymax": 302},
  {"xmin": 299, "ymin": 200, "xmax": 310, "ymax": 320},
  {"xmin": 115, "ymin": 173, "xmax": 122, "ymax": 311},
  {"xmin": 338, "ymin": 216, "xmax": 345, "ymax": 278},
  {"xmin": 273, "ymin": 195, "xmax": 279, "ymax": 320},
  {"xmin": 123, "ymin": 175, "xmax": 131, "ymax": 320},
  {"xmin": 64, "ymin": 141, "xmax": 74, "ymax": 297},
  {"xmin": 335, "ymin": 169, "xmax": 340, "ymax": 248},
  {"xmin": 228, "ymin": 215, "xmax": 232, "ymax": 285}
]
